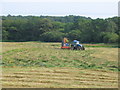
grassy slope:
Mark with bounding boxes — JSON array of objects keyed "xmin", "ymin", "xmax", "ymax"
[{"xmin": 2, "ymin": 42, "xmax": 119, "ymax": 88}]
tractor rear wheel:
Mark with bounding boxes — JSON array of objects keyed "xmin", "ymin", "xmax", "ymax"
[
  {"xmin": 81, "ymin": 46, "xmax": 85, "ymax": 50},
  {"xmin": 76, "ymin": 46, "xmax": 81, "ymax": 50},
  {"xmin": 71, "ymin": 46, "xmax": 74, "ymax": 50},
  {"xmin": 77, "ymin": 46, "xmax": 85, "ymax": 50}
]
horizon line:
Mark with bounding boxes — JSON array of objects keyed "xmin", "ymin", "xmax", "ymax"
[{"xmin": 1, "ymin": 14, "xmax": 118, "ymax": 19}]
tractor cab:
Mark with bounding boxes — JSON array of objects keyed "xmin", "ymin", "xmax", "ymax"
[{"xmin": 72, "ymin": 40, "xmax": 80, "ymax": 45}]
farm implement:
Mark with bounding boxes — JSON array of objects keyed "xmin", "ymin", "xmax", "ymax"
[{"xmin": 61, "ymin": 38, "xmax": 85, "ymax": 50}]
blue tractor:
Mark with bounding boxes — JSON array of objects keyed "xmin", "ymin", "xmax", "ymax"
[{"xmin": 70, "ymin": 40, "xmax": 85, "ymax": 50}]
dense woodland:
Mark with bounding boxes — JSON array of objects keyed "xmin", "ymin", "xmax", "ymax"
[{"xmin": 2, "ymin": 15, "xmax": 119, "ymax": 43}]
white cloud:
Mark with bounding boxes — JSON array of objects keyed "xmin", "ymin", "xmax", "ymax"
[{"xmin": 1, "ymin": 0, "xmax": 119, "ymax": 3}]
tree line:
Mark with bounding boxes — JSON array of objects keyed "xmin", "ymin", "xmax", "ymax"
[{"xmin": 2, "ymin": 15, "xmax": 119, "ymax": 43}]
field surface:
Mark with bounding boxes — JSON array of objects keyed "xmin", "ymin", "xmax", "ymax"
[{"xmin": 1, "ymin": 42, "xmax": 119, "ymax": 88}]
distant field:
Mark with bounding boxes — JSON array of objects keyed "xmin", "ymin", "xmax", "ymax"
[{"xmin": 1, "ymin": 42, "xmax": 119, "ymax": 88}]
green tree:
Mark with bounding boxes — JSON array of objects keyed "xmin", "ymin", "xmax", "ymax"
[
  {"xmin": 102, "ymin": 32, "xmax": 119, "ymax": 43},
  {"xmin": 40, "ymin": 31, "xmax": 65, "ymax": 42},
  {"xmin": 106, "ymin": 20, "xmax": 117, "ymax": 32},
  {"xmin": 67, "ymin": 30, "xmax": 81, "ymax": 41}
]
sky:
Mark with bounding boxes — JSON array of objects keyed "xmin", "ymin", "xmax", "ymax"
[{"xmin": 0, "ymin": 0, "xmax": 119, "ymax": 19}]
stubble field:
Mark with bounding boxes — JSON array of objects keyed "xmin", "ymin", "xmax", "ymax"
[{"xmin": 1, "ymin": 42, "xmax": 119, "ymax": 88}]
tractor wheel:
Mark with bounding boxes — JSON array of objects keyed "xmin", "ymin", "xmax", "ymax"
[
  {"xmin": 81, "ymin": 46, "xmax": 85, "ymax": 50},
  {"xmin": 71, "ymin": 46, "xmax": 74, "ymax": 50},
  {"xmin": 77, "ymin": 46, "xmax": 81, "ymax": 50},
  {"xmin": 77, "ymin": 46, "xmax": 85, "ymax": 50}
]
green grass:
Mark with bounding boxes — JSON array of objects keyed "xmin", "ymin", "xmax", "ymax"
[
  {"xmin": 2, "ymin": 42, "xmax": 119, "ymax": 71},
  {"xmin": 84, "ymin": 43, "xmax": 118, "ymax": 48}
]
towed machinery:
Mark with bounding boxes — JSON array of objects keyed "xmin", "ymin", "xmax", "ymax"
[{"xmin": 61, "ymin": 38, "xmax": 85, "ymax": 50}]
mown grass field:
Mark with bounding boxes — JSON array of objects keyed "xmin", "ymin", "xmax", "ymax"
[{"xmin": 1, "ymin": 42, "xmax": 119, "ymax": 88}]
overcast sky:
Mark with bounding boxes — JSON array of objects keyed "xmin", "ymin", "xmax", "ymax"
[{"xmin": 0, "ymin": 0, "xmax": 119, "ymax": 19}]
